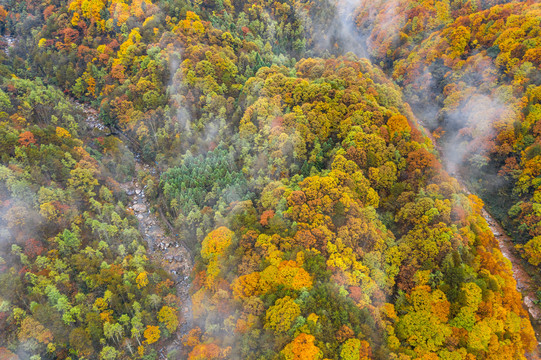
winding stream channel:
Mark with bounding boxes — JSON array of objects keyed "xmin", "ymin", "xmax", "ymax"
[
  {"xmin": 418, "ymin": 118, "xmax": 541, "ymax": 359},
  {"xmin": 480, "ymin": 199, "xmax": 541, "ymax": 358},
  {"xmin": 76, "ymin": 102, "xmax": 194, "ymax": 359},
  {"xmin": 122, "ymin": 163, "xmax": 193, "ymax": 358}
]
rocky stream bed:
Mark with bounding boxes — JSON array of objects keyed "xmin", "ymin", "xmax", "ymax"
[
  {"xmin": 420, "ymin": 118, "xmax": 541, "ymax": 359},
  {"xmin": 122, "ymin": 163, "xmax": 193, "ymax": 358},
  {"xmin": 76, "ymin": 101, "xmax": 193, "ymax": 359}
]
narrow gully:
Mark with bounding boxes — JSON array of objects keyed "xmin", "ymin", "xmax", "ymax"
[
  {"xmin": 416, "ymin": 116, "xmax": 541, "ymax": 358},
  {"xmin": 77, "ymin": 101, "xmax": 193, "ymax": 358},
  {"xmin": 122, "ymin": 162, "xmax": 193, "ymax": 358}
]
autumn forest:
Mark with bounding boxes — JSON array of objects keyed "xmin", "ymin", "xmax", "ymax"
[{"xmin": 1, "ymin": 0, "xmax": 541, "ymax": 359}]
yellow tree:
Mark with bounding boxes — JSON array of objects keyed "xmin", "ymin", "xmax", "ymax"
[
  {"xmin": 136, "ymin": 271, "xmax": 149, "ymax": 289},
  {"xmin": 265, "ymin": 296, "xmax": 301, "ymax": 333},
  {"xmin": 201, "ymin": 227, "xmax": 234, "ymax": 288},
  {"xmin": 157, "ymin": 305, "xmax": 179, "ymax": 332},
  {"xmin": 387, "ymin": 114, "xmax": 411, "ymax": 140},
  {"xmin": 68, "ymin": 0, "xmax": 106, "ymax": 26},
  {"xmin": 143, "ymin": 325, "xmax": 160, "ymax": 345}
]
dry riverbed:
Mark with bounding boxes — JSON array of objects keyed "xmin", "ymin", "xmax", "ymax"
[
  {"xmin": 122, "ymin": 164, "xmax": 193, "ymax": 358},
  {"xmin": 80, "ymin": 100, "xmax": 193, "ymax": 358}
]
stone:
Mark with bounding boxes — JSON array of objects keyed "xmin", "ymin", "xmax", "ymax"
[
  {"xmin": 132, "ymin": 204, "xmax": 147, "ymax": 213},
  {"xmin": 524, "ymin": 295, "xmax": 541, "ymax": 321}
]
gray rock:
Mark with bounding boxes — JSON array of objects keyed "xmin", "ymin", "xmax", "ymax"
[{"xmin": 132, "ymin": 204, "xmax": 147, "ymax": 213}]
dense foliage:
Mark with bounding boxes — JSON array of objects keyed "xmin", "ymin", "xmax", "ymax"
[
  {"xmin": 0, "ymin": 0, "xmax": 539, "ymax": 359},
  {"xmin": 351, "ymin": 0, "xmax": 541, "ymax": 267},
  {"xmin": 0, "ymin": 78, "xmax": 180, "ymax": 359},
  {"xmin": 182, "ymin": 54, "xmax": 535, "ymax": 360}
]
